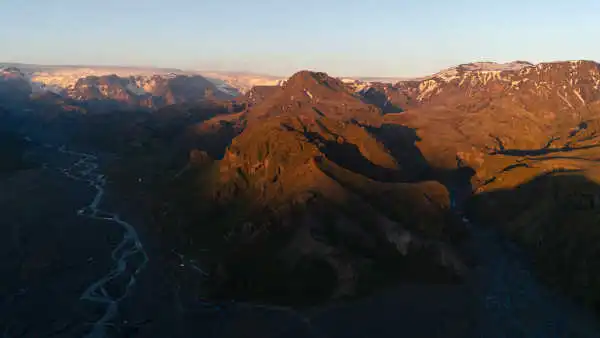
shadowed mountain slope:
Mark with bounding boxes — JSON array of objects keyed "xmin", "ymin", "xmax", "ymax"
[{"xmin": 157, "ymin": 71, "xmax": 470, "ymax": 304}]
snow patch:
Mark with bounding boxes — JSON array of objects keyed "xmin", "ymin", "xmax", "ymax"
[
  {"xmin": 435, "ymin": 68, "xmax": 459, "ymax": 82},
  {"xmin": 417, "ymin": 79, "xmax": 440, "ymax": 101},
  {"xmin": 304, "ymin": 89, "xmax": 313, "ymax": 99},
  {"xmin": 354, "ymin": 83, "xmax": 372, "ymax": 93},
  {"xmin": 557, "ymin": 90, "xmax": 574, "ymax": 109},
  {"xmin": 216, "ymin": 83, "xmax": 241, "ymax": 96},
  {"xmin": 126, "ymin": 83, "xmax": 147, "ymax": 96},
  {"xmin": 573, "ymin": 89, "xmax": 586, "ymax": 105},
  {"xmin": 432, "ymin": 61, "xmax": 532, "ymax": 82}
]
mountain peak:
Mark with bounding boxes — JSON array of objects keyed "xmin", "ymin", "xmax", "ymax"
[
  {"xmin": 283, "ymin": 70, "xmax": 344, "ymax": 92},
  {"xmin": 242, "ymin": 69, "xmax": 383, "ymax": 122}
]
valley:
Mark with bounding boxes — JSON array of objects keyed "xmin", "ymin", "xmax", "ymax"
[{"xmin": 3, "ymin": 60, "xmax": 600, "ymax": 337}]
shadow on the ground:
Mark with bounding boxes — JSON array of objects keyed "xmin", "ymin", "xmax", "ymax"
[{"xmin": 467, "ymin": 173, "xmax": 600, "ymax": 312}]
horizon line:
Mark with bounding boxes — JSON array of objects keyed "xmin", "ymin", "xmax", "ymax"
[{"xmin": 2, "ymin": 58, "xmax": 599, "ymax": 80}]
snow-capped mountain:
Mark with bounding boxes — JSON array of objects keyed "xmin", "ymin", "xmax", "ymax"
[
  {"xmin": 67, "ymin": 73, "xmax": 231, "ymax": 108},
  {"xmin": 349, "ymin": 60, "xmax": 600, "ymax": 112},
  {"xmin": 0, "ymin": 64, "xmax": 240, "ymax": 110},
  {"xmin": 0, "ymin": 64, "xmax": 247, "ymax": 98},
  {"xmin": 3, "ymin": 60, "xmax": 600, "ymax": 114}
]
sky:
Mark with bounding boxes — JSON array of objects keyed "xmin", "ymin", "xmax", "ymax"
[{"xmin": 1, "ymin": 0, "xmax": 599, "ymax": 77}]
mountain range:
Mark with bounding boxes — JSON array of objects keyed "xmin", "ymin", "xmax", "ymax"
[{"xmin": 3, "ymin": 59, "xmax": 600, "ymax": 311}]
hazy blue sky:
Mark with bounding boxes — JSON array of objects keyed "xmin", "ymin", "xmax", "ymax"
[{"xmin": 1, "ymin": 0, "xmax": 599, "ymax": 77}]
